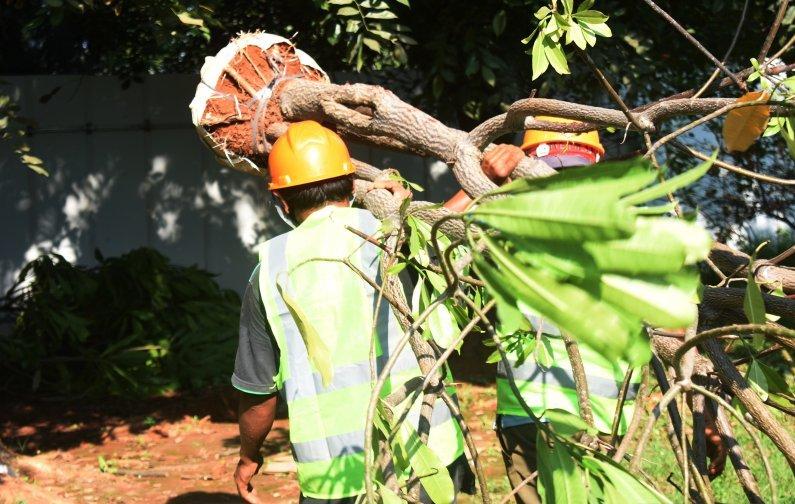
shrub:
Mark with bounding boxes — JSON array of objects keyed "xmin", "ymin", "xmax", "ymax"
[{"xmin": 0, "ymin": 248, "xmax": 241, "ymax": 397}]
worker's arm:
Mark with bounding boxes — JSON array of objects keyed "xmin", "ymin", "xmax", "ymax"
[
  {"xmin": 443, "ymin": 144, "xmax": 525, "ymax": 212},
  {"xmin": 232, "ymin": 264, "xmax": 281, "ymax": 504},
  {"xmin": 235, "ymin": 392, "xmax": 278, "ymax": 504}
]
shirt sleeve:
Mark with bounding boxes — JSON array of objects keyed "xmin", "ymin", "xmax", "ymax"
[{"xmin": 231, "ymin": 264, "xmax": 280, "ymax": 395}]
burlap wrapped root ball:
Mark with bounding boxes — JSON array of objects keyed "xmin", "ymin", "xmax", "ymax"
[{"xmin": 189, "ymin": 32, "xmax": 329, "ymax": 176}]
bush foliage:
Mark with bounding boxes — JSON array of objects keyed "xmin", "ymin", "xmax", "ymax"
[{"xmin": 1, "ymin": 248, "xmax": 240, "ymax": 397}]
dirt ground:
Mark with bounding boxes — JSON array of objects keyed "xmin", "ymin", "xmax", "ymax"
[{"xmin": 0, "ymin": 344, "xmax": 508, "ymax": 504}]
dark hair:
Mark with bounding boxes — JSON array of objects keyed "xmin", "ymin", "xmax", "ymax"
[{"xmin": 276, "ymin": 174, "xmax": 354, "ymax": 220}]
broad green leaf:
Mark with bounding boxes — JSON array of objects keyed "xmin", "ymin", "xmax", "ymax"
[
  {"xmin": 175, "ymin": 11, "xmax": 204, "ymax": 26},
  {"xmin": 567, "ymin": 22, "xmax": 587, "ymax": 49},
  {"xmin": 574, "ymin": 10, "xmax": 609, "ymax": 24},
  {"xmin": 746, "ymin": 359, "xmax": 769, "ymax": 402},
  {"xmin": 395, "ymin": 0, "xmax": 410, "ymax": 5},
  {"xmin": 337, "ymin": 6, "xmax": 359, "ymax": 16},
  {"xmin": 395, "ymin": 420, "xmax": 455, "ymax": 503},
  {"xmin": 577, "ymin": 0, "xmax": 595, "ymax": 12},
  {"xmin": 596, "ymin": 274, "xmax": 697, "ymax": 328},
  {"xmin": 583, "ymin": 455, "xmax": 671, "ymax": 503},
  {"xmin": 487, "ymin": 157, "xmax": 657, "ymax": 197},
  {"xmin": 758, "ymin": 360, "xmax": 791, "ymax": 396},
  {"xmin": 476, "ymin": 235, "xmax": 643, "ymax": 363},
  {"xmin": 585, "ymin": 22, "xmax": 612, "ymax": 38},
  {"xmin": 537, "ymin": 432, "xmax": 587, "ymax": 504},
  {"xmin": 493, "ymin": 10, "xmax": 507, "ymax": 36},
  {"xmin": 543, "ymin": 38, "xmax": 570, "ymax": 75},
  {"xmin": 276, "ymin": 282, "xmax": 333, "ymax": 386},
  {"xmin": 531, "ymin": 34, "xmax": 550, "ymax": 79},
  {"xmin": 328, "ymin": 0, "xmax": 352, "ymax": 4},
  {"xmin": 387, "ymin": 262, "xmax": 407, "ymax": 275},
  {"xmin": 362, "ymin": 37, "xmax": 382, "ymax": 52},
  {"xmin": 470, "ymin": 190, "xmax": 635, "ymax": 242},
  {"xmin": 366, "ymin": 10, "xmax": 398, "ymax": 19},
  {"xmin": 482, "ymin": 65, "xmax": 496, "ymax": 87},
  {"xmin": 378, "ymin": 484, "xmax": 406, "ymax": 504},
  {"xmin": 620, "ymin": 153, "xmax": 715, "ymax": 207},
  {"xmin": 580, "ymin": 24, "xmax": 597, "ymax": 46},
  {"xmin": 535, "ymin": 6, "xmax": 552, "ymax": 20},
  {"xmin": 535, "ymin": 334, "xmax": 554, "ymax": 369},
  {"xmin": 419, "ymin": 278, "xmax": 458, "ymax": 349},
  {"xmin": 545, "ymin": 408, "xmax": 596, "ymax": 438},
  {"xmin": 743, "ymin": 243, "xmax": 767, "ymax": 346}
]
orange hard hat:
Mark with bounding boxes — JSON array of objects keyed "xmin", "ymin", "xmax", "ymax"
[
  {"xmin": 267, "ymin": 120, "xmax": 355, "ymax": 190},
  {"xmin": 520, "ymin": 116, "xmax": 605, "ymax": 156}
]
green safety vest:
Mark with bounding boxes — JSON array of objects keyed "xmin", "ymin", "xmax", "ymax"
[
  {"xmin": 257, "ymin": 205, "xmax": 464, "ymax": 500},
  {"xmin": 497, "ymin": 323, "xmax": 641, "ymax": 434}
]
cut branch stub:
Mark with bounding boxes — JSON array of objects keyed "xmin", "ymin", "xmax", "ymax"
[{"xmin": 189, "ymin": 32, "xmax": 328, "ymax": 176}]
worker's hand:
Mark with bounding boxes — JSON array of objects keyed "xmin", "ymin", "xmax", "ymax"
[
  {"xmin": 481, "ymin": 144, "xmax": 525, "ymax": 183},
  {"xmin": 234, "ymin": 455, "xmax": 263, "ymax": 504},
  {"xmin": 705, "ymin": 421, "xmax": 727, "ymax": 479},
  {"xmin": 371, "ymin": 179, "xmax": 412, "ymax": 200}
]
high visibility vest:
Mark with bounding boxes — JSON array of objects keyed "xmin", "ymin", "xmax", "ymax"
[
  {"xmin": 496, "ymin": 322, "xmax": 641, "ymax": 434},
  {"xmin": 257, "ymin": 205, "xmax": 464, "ymax": 500}
]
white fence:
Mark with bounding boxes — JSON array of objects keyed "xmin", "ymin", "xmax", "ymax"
[{"xmin": 0, "ymin": 74, "xmax": 461, "ymax": 294}]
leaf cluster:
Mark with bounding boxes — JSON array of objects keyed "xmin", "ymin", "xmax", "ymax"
[{"xmin": 0, "ymin": 247, "xmax": 241, "ymax": 397}]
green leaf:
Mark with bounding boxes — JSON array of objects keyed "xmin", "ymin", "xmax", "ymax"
[
  {"xmin": 543, "ymin": 37, "xmax": 570, "ymax": 75},
  {"xmin": 481, "ymin": 66, "xmax": 496, "ymax": 87},
  {"xmin": 573, "ymin": 10, "xmax": 609, "ymax": 24},
  {"xmin": 545, "ymin": 408, "xmax": 596, "ymax": 438},
  {"xmin": 579, "ymin": 24, "xmax": 598, "ymax": 46},
  {"xmin": 378, "ymin": 484, "xmax": 406, "ymax": 504},
  {"xmin": 276, "ymin": 282, "xmax": 334, "ymax": 386},
  {"xmin": 585, "ymin": 22, "xmax": 612, "ymax": 38},
  {"xmin": 486, "ymin": 348, "xmax": 503, "ymax": 364},
  {"xmin": 366, "ymin": 10, "xmax": 398, "ymax": 19},
  {"xmin": 596, "ymin": 274, "xmax": 697, "ymax": 328},
  {"xmin": 362, "ymin": 37, "xmax": 382, "ymax": 52},
  {"xmin": 567, "ymin": 22, "xmax": 587, "ymax": 49},
  {"xmin": 577, "ymin": 0, "xmax": 596, "ymax": 12},
  {"xmin": 535, "ymin": 334, "xmax": 554, "ymax": 369},
  {"xmin": 536, "ymin": 431, "xmax": 587, "ymax": 504},
  {"xmin": 328, "ymin": 0, "xmax": 352, "ymax": 4},
  {"xmin": 583, "ymin": 455, "xmax": 671, "ymax": 503},
  {"xmin": 475, "ymin": 236, "xmax": 645, "ymax": 364},
  {"xmin": 487, "ymin": 157, "xmax": 657, "ymax": 197},
  {"xmin": 465, "ymin": 56, "xmax": 480, "ymax": 76},
  {"xmin": 531, "ymin": 34, "xmax": 550, "ymax": 79},
  {"xmin": 746, "ymin": 359, "xmax": 769, "ymax": 401},
  {"xmin": 394, "ymin": 418, "xmax": 455, "ymax": 503},
  {"xmin": 620, "ymin": 153, "xmax": 715, "ymax": 207},
  {"xmin": 744, "ymin": 243, "xmax": 767, "ymax": 346},
  {"xmin": 493, "ymin": 10, "xmax": 507, "ymax": 36},
  {"xmin": 337, "ymin": 6, "xmax": 359, "ymax": 16},
  {"xmin": 757, "ymin": 360, "xmax": 791, "ymax": 396},
  {"xmin": 387, "ymin": 262, "xmax": 407, "ymax": 275},
  {"xmin": 470, "ymin": 191, "xmax": 635, "ymax": 242},
  {"xmin": 174, "ymin": 10, "xmax": 205, "ymax": 26},
  {"xmin": 534, "ymin": 6, "xmax": 552, "ymax": 20},
  {"xmin": 395, "ymin": 0, "xmax": 410, "ymax": 6}
]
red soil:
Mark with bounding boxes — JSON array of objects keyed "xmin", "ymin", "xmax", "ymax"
[{"xmin": 200, "ymin": 43, "xmax": 326, "ymax": 168}]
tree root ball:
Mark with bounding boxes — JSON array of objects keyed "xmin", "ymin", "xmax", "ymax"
[{"xmin": 189, "ymin": 32, "xmax": 328, "ymax": 176}]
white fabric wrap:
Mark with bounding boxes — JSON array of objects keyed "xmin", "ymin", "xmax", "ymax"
[{"xmin": 188, "ymin": 32, "xmax": 329, "ymax": 175}]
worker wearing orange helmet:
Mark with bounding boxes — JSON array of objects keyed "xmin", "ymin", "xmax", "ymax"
[
  {"xmin": 449, "ymin": 117, "xmax": 724, "ymax": 504},
  {"xmin": 232, "ymin": 120, "xmax": 521, "ymax": 503}
]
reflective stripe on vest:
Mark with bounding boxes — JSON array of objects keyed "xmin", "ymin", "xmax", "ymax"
[
  {"xmin": 257, "ymin": 206, "xmax": 464, "ymax": 499},
  {"xmin": 496, "ymin": 333, "xmax": 641, "ymax": 434}
]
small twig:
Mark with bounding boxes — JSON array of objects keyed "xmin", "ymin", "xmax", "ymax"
[
  {"xmin": 562, "ymin": 335, "xmax": 596, "ymax": 428},
  {"xmin": 758, "ymin": 0, "xmax": 791, "ymax": 64},
  {"xmin": 613, "ymin": 365, "xmax": 650, "ymax": 462},
  {"xmin": 641, "ymin": 0, "xmax": 745, "ymax": 91},
  {"xmin": 499, "ymin": 471, "xmax": 538, "ymax": 504},
  {"xmin": 671, "ymin": 140, "xmax": 795, "ymax": 186},
  {"xmin": 691, "ymin": 0, "xmax": 749, "ymax": 99}
]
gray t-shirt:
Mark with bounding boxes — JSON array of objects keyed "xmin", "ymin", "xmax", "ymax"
[{"xmin": 231, "ymin": 264, "xmax": 280, "ymax": 395}]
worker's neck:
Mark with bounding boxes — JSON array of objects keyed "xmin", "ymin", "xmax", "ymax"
[{"xmin": 294, "ymin": 199, "xmax": 351, "ymax": 223}]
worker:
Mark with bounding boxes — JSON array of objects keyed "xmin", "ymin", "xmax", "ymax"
[
  {"xmin": 232, "ymin": 120, "xmax": 525, "ymax": 503},
  {"xmin": 449, "ymin": 116, "xmax": 726, "ymax": 503}
]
